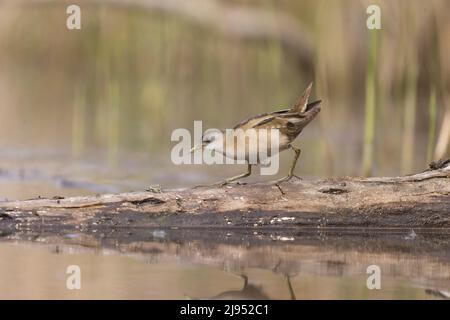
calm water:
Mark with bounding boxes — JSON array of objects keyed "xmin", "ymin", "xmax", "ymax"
[{"xmin": 0, "ymin": 228, "xmax": 449, "ymax": 299}]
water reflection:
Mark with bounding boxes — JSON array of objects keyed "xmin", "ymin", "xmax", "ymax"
[{"xmin": 0, "ymin": 229, "xmax": 449, "ymax": 299}]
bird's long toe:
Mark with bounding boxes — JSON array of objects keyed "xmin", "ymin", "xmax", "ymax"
[{"xmin": 272, "ymin": 174, "xmax": 302, "ymax": 185}]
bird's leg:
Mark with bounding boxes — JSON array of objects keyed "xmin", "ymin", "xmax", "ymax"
[
  {"xmin": 193, "ymin": 164, "xmax": 252, "ymax": 188},
  {"xmin": 285, "ymin": 274, "xmax": 297, "ymax": 300},
  {"xmin": 287, "ymin": 146, "xmax": 302, "ymax": 178},
  {"xmin": 271, "ymin": 260, "xmax": 297, "ymax": 300},
  {"xmin": 222, "ymin": 164, "xmax": 252, "ymax": 185},
  {"xmin": 273, "ymin": 145, "xmax": 302, "ymax": 184}
]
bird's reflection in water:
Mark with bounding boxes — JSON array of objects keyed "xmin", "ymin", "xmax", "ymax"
[{"xmin": 189, "ymin": 261, "xmax": 297, "ymax": 300}]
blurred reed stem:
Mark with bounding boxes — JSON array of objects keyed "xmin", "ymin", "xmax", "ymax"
[
  {"xmin": 400, "ymin": 64, "xmax": 418, "ymax": 174},
  {"xmin": 72, "ymin": 85, "xmax": 87, "ymax": 158},
  {"xmin": 434, "ymin": 96, "xmax": 450, "ymax": 160},
  {"xmin": 107, "ymin": 81, "xmax": 120, "ymax": 166},
  {"xmin": 427, "ymin": 86, "xmax": 437, "ymax": 163},
  {"xmin": 362, "ymin": 29, "xmax": 378, "ymax": 176},
  {"xmin": 400, "ymin": 3, "xmax": 419, "ymax": 174}
]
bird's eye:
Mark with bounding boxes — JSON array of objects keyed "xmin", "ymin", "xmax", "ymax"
[{"xmin": 203, "ymin": 136, "xmax": 214, "ymax": 143}]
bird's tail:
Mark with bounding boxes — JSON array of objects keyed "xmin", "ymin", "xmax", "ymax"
[
  {"xmin": 291, "ymin": 82, "xmax": 314, "ymax": 114},
  {"xmin": 294, "ymin": 99, "xmax": 322, "ymax": 133},
  {"xmin": 304, "ymin": 100, "xmax": 322, "ymax": 113}
]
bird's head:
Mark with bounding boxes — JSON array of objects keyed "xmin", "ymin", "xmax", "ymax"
[{"xmin": 190, "ymin": 128, "xmax": 224, "ymax": 153}]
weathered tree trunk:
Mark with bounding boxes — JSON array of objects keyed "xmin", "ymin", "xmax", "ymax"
[{"xmin": 0, "ymin": 163, "xmax": 449, "ymax": 234}]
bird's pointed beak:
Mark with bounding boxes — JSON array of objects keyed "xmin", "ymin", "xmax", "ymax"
[{"xmin": 190, "ymin": 143, "xmax": 202, "ymax": 153}]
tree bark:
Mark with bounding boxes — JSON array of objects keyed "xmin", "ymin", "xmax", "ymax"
[{"xmin": 0, "ymin": 163, "xmax": 449, "ymax": 234}]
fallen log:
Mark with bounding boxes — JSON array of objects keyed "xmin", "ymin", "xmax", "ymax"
[{"xmin": 0, "ymin": 162, "xmax": 449, "ymax": 234}]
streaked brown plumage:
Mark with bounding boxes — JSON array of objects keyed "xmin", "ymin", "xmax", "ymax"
[{"xmin": 193, "ymin": 82, "xmax": 322, "ymax": 186}]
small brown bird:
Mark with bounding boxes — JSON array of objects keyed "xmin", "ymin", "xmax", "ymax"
[{"xmin": 192, "ymin": 82, "xmax": 322, "ymax": 186}]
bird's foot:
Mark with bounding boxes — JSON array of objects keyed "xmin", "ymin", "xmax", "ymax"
[
  {"xmin": 192, "ymin": 182, "xmax": 223, "ymax": 189},
  {"xmin": 192, "ymin": 179, "xmax": 240, "ymax": 189},
  {"xmin": 145, "ymin": 184, "xmax": 162, "ymax": 193},
  {"xmin": 272, "ymin": 174, "xmax": 302, "ymax": 186}
]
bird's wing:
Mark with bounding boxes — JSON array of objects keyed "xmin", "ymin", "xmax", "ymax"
[
  {"xmin": 253, "ymin": 113, "xmax": 308, "ymax": 139},
  {"xmin": 253, "ymin": 116, "xmax": 286, "ymax": 129},
  {"xmin": 253, "ymin": 100, "xmax": 321, "ymax": 130},
  {"xmin": 233, "ymin": 108, "xmax": 291, "ymax": 130},
  {"xmin": 233, "ymin": 99, "xmax": 321, "ymax": 139}
]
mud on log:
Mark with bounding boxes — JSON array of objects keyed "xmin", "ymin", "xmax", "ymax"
[{"xmin": 0, "ymin": 162, "xmax": 449, "ymax": 233}]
